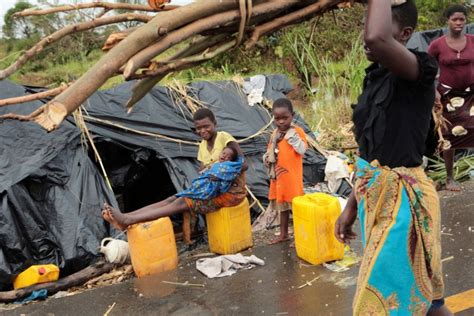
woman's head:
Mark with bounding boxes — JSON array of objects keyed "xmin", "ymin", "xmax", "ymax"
[
  {"xmin": 219, "ymin": 146, "xmax": 238, "ymax": 162},
  {"xmin": 193, "ymin": 108, "xmax": 217, "ymax": 141},
  {"xmin": 445, "ymin": 4, "xmax": 468, "ymax": 35},
  {"xmin": 272, "ymin": 98, "xmax": 294, "ymax": 132}
]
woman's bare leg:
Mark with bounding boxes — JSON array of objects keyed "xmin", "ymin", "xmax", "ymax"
[
  {"xmin": 102, "ymin": 197, "xmax": 189, "ymax": 230},
  {"xmin": 443, "ymin": 149, "xmax": 461, "ymax": 191},
  {"xmin": 125, "ymin": 195, "xmax": 178, "ymax": 216}
]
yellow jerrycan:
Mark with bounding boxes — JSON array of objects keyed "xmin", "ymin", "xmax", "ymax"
[
  {"xmin": 206, "ymin": 198, "xmax": 253, "ymax": 254},
  {"xmin": 13, "ymin": 264, "xmax": 60, "ymax": 289},
  {"xmin": 127, "ymin": 217, "xmax": 178, "ymax": 277},
  {"xmin": 292, "ymin": 193, "xmax": 344, "ymax": 265}
]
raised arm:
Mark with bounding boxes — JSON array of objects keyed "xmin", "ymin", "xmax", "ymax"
[{"xmin": 364, "ymin": 0, "xmax": 419, "ymax": 81}]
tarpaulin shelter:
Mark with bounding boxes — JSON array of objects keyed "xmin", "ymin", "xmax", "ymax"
[
  {"xmin": 0, "ymin": 74, "xmax": 346, "ymax": 288},
  {"xmin": 407, "ymin": 23, "xmax": 474, "ymax": 52}
]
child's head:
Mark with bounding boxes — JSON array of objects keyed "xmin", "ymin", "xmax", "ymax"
[
  {"xmin": 193, "ymin": 108, "xmax": 217, "ymax": 141},
  {"xmin": 219, "ymin": 146, "xmax": 238, "ymax": 162},
  {"xmin": 391, "ymin": 0, "xmax": 418, "ymax": 44},
  {"xmin": 445, "ymin": 4, "xmax": 468, "ymax": 35},
  {"xmin": 272, "ymin": 98, "xmax": 294, "ymax": 132}
]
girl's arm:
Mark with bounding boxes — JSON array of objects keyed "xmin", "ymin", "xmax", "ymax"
[{"xmin": 364, "ymin": 0, "xmax": 419, "ymax": 81}]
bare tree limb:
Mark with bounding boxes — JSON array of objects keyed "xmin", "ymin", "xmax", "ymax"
[
  {"xmin": 124, "ymin": 0, "xmax": 300, "ymax": 79},
  {"xmin": 245, "ymin": 0, "xmax": 345, "ymax": 49},
  {"xmin": 126, "ymin": 34, "xmax": 229, "ymax": 109},
  {"xmin": 129, "ymin": 39, "xmax": 237, "ymax": 80},
  {"xmin": 13, "ymin": 2, "xmax": 177, "ymax": 17},
  {"xmin": 2, "ymin": 1, "xmax": 241, "ymax": 131},
  {"xmin": 0, "ymin": 13, "xmax": 152, "ymax": 81},
  {"xmin": 0, "ymin": 83, "xmax": 71, "ymax": 107}
]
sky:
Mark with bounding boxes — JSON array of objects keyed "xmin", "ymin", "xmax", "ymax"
[{"xmin": 0, "ymin": 0, "xmax": 193, "ymax": 32}]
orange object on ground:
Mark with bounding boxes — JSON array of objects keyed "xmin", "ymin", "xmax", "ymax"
[
  {"xmin": 268, "ymin": 126, "xmax": 307, "ymax": 204},
  {"xmin": 13, "ymin": 264, "xmax": 60, "ymax": 289},
  {"xmin": 292, "ymin": 193, "xmax": 344, "ymax": 265},
  {"xmin": 206, "ymin": 198, "xmax": 253, "ymax": 254},
  {"xmin": 127, "ymin": 217, "xmax": 178, "ymax": 277}
]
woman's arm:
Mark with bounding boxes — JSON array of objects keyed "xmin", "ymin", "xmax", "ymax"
[
  {"xmin": 227, "ymin": 141, "xmax": 248, "ymax": 171},
  {"xmin": 364, "ymin": 0, "xmax": 419, "ymax": 81}
]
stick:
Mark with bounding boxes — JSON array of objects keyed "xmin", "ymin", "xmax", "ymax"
[
  {"xmin": 13, "ymin": 2, "xmax": 177, "ymax": 17},
  {"xmin": 162, "ymin": 281, "xmax": 205, "ymax": 287},
  {"xmin": 0, "ymin": 261, "xmax": 114, "ymax": 303},
  {"xmin": 245, "ymin": 185, "xmax": 266, "ymax": 214},
  {"xmin": 441, "ymin": 256, "xmax": 454, "ymax": 263},
  {"xmin": 297, "ymin": 276, "xmax": 320, "ymax": 289},
  {"xmin": 0, "ymin": 83, "xmax": 71, "ymax": 107},
  {"xmin": 104, "ymin": 302, "xmax": 116, "ymax": 316}
]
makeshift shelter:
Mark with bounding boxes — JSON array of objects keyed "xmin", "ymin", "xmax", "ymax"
[{"xmin": 0, "ymin": 74, "xmax": 348, "ymax": 288}]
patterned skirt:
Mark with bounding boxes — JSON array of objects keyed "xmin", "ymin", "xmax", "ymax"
[{"xmin": 353, "ymin": 158, "xmax": 444, "ymax": 315}]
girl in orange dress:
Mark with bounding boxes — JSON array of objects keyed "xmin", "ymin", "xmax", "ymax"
[{"xmin": 264, "ymin": 98, "xmax": 307, "ymax": 244}]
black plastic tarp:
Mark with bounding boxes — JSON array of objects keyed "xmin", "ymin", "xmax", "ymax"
[
  {"xmin": 407, "ymin": 23, "xmax": 474, "ymax": 52},
  {"xmin": 0, "ymin": 74, "xmax": 341, "ymax": 288},
  {"xmin": 79, "ymin": 75, "xmax": 331, "ymax": 201},
  {"xmin": 0, "ymin": 80, "xmax": 117, "ymax": 289}
]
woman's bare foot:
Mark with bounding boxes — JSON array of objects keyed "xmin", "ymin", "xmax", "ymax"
[
  {"xmin": 445, "ymin": 179, "xmax": 461, "ymax": 192},
  {"xmin": 102, "ymin": 203, "xmax": 129, "ymax": 231},
  {"xmin": 268, "ymin": 235, "xmax": 290, "ymax": 245}
]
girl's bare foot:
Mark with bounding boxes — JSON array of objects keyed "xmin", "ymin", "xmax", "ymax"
[
  {"xmin": 268, "ymin": 235, "xmax": 290, "ymax": 245},
  {"xmin": 102, "ymin": 203, "xmax": 128, "ymax": 231}
]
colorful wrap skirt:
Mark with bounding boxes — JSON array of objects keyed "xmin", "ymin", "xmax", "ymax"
[{"xmin": 353, "ymin": 158, "xmax": 444, "ymax": 315}]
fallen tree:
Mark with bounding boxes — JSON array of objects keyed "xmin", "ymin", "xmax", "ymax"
[{"xmin": 0, "ymin": 0, "xmax": 353, "ymax": 131}]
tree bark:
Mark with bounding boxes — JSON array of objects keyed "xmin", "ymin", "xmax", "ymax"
[
  {"xmin": 124, "ymin": 0, "xmax": 299, "ymax": 79},
  {"xmin": 13, "ymin": 2, "xmax": 175, "ymax": 17},
  {"xmin": 126, "ymin": 34, "xmax": 229, "ymax": 109},
  {"xmin": 0, "ymin": 261, "xmax": 114, "ymax": 303},
  {"xmin": 0, "ymin": 13, "xmax": 152, "ymax": 81},
  {"xmin": 246, "ymin": 0, "xmax": 345, "ymax": 49}
]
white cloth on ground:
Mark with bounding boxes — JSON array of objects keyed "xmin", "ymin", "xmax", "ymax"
[
  {"xmin": 324, "ymin": 155, "xmax": 350, "ymax": 193},
  {"xmin": 196, "ymin": 254, "xmax": 265, "ymax": 278}
]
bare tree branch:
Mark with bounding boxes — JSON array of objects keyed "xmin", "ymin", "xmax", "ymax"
[
  {"xmin": 0, "ymin": 83, "xmax": 71, "ymax": 107},
  {"xmin": 124, "ymin": 0, "xmax": 300, "ymax": 79},
  {"xmin": 126, "ymin": 34, "xmax": 229, "ymax": 109},
  {"xmin": 13, "ymin": 2, "xmax": 177, "ymax": 17},
  {"xmin": 246, "ymin": 0, "xmax": 345, "ymax": 48},
  {"xmin": 0, "ymin": 13, "xmax": 152, "ymax": 80}
]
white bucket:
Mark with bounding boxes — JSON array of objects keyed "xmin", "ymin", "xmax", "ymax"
[{"xmin": 100, "ymin": 237, "xmax": 130, "ymax": 264}]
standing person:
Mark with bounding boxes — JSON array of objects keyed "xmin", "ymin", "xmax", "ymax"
[
  {"xmin": 102, "ymin": 108, "xmax": 247, "ymax": 234},
  {"xmin": 264, "ymin": 98, "xmax": 307, "ymax": 244},
  {"xmin": 428, "ymin": 4, "xmax": 474, "ymax": 191},
  {"xmin": 334, "ymin": 1, "xmax": 450, "ymax": 315}
]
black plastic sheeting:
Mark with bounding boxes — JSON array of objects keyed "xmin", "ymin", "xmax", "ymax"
[
  {"xmin": 407, "ymin": 23, "xmax": 474, "ymax": 52},
  {"xmin": 0, "ymin": 75, "xmax": 347, "ymax": 288},
  {"xmin": 0, "ymin": 80, "xmax": 117, "ymax": 289},
  {"xmin": 79, "ymin": 75, "xmax": 341, "ymax": 201}
]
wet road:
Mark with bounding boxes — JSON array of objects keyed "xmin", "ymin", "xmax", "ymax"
[{"xmin": 3, "ymin": 181, "xmax": 473, "ymax": 315}]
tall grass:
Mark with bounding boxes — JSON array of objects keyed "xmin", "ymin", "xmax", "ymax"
[{"xmin": 285, "ymin": 31, "xmax": 368, "ymax": 149}]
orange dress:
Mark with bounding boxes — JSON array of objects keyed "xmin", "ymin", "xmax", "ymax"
[{"xmin": 268, "ymin": 126, "xmax": 307, "ymax": 204}]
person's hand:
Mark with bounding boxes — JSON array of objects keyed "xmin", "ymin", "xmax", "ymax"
[
  {"xmin": 335, "ymin": 197, "xmax": 358, "ymax": 244},
  {"xmin": 210, "ymin": 175, "xmax": 218, "ymax": 181}
]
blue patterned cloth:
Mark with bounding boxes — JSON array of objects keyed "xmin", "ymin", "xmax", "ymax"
[{"xmin": 176, "ymin": 157, "xmax": 243, "ymax": 200}]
